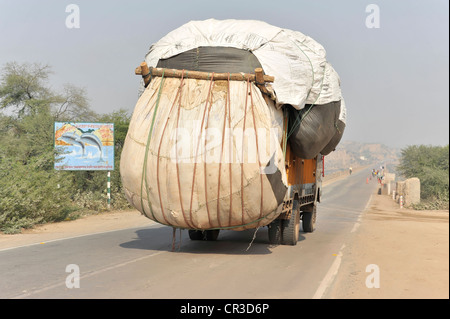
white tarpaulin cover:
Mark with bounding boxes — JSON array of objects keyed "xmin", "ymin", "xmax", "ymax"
[{"xmin": 144, "ymin": 19, "xmax": 345, "ymax": 115}]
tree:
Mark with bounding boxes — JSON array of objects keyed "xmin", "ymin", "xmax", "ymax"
[
  {"xmin": 0, "ymin": 61, "xmax": 97, "ymax": 121},
  {"xmin": 397, "ymin": 144, "xmax": 449, "ymax": 204},
  {"xmin": 0, "ymin": 62, "xmax": 52, "ymax": 117},
  {"xmin": 53, "ymin": 84, "xmax": 98, "ymax": 121}
]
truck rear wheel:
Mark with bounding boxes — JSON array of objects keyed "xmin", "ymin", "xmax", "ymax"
[
  {"xmin": 268, "ymin": 219, "xmax": 282, "ymax": 245},
  {"xmin": 188, "ymin": 230, "xmax": 204, "ymax": 240},
  {"xmin": 188, "ymin": 230, "xmax": 220, "ymax": 241},
  {"xmin": 281, "ymin": 203, "xmax": 300, "ymax": 245},
  {"xmin": 302, "ymin": 205, "xmax": 317, "ymax": 233},
  {"xmin": 205, "ymin": 230, "xmax": 220, "ymax": 241}
]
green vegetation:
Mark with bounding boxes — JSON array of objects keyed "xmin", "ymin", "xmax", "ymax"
[
  {"xmin": 397, "ymin": 144, "xmax": 449, "ymax": 210},
  {"xmin": 0, "ymin": 62, "xmax": 131, "ymax": 233}
]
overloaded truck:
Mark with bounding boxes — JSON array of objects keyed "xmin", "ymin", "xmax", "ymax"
[{"xmin": 120, "ymin": 19, "xmax": 346, "ymax": 246}]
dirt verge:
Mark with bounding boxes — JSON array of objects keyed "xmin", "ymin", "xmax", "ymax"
[{"xmin": 327, "ymin": 192, "xmax": 449, "ymax": 299}]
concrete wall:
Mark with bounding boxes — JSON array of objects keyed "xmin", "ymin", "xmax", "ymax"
[
  {"xmin": 394, "ymin": 178, "xmax": 420, "ymax": 207},
  {"xmin": 405, "ymin": 177, "xmax": 421, "ymax": 206}
]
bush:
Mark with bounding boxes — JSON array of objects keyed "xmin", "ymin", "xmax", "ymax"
[
  {"xmin": 0, "ymin": 155, "xmax": 76, "ymax": 233},
  {"xmin": 397, "ymin": 144, "xmax": 449, "ymax": 208},
  {"xmin": 412, "ymin": 200, "xmax": 449, "ymax": 211}
]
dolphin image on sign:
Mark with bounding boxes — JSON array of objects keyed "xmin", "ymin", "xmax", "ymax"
[
  {"xmin": 58, "ymin": 132, "xmax": 85, "ymax": 156},
  {"xmin": 80, "ymin": 133, "xmax": 104, "ymax": 162}
]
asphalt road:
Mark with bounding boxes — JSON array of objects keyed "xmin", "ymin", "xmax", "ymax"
[{"xmin": 0, "ymin": 168, "xmax": 378, "ymax": 299}]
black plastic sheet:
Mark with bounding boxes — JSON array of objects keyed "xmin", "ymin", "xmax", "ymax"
[
  {"xmin": 157, "ymin": 46, "xmax": 263, "ymax": 74},
  {"xmin": 288, "ymin": 101, "xmax": 345, "ymax": 159}
]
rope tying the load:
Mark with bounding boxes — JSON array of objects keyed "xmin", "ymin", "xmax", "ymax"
[{"xmin": 140, "ymin": 69, "xmax": 165, "ymax": 222}]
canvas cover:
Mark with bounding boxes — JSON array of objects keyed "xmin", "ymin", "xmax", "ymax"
[
  {"xmin": 143, "ymin": 19, "xmax": 346, "ymax": 115},
  {"xmin": 121, "ymin": 76, "xmax": 287, "ymax": 230}
]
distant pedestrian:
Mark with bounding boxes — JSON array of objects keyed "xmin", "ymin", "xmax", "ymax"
[{"xmin": 377, "ymin": 171, "xmax": 382, "ymax": 184}]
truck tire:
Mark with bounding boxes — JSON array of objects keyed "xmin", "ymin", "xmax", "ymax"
[
  {"xmin": 281, "ymin": 203, "xmax": 300, "ymax": 245},
  {"xmin": 205, "ymin": 230, "xmax": 220, "ymax": 241},
  {"xmin": 268, "ymin": 219, "xmax": 282, "ymax": 245},
  {"xmin": 188, "ymin": 230, "xmax": 204, "ymax": 240},
  {"xmin": 189, "ymin": 230, "xmax": 220, "ymax": 241},
  {"xmin": 302, "ymin": 206, "xmax": 317, "ymax": 233}
]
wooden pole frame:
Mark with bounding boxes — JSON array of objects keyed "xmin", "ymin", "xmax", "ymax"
[{"xmin": 135, "ymin": 62, "xmax": 274, "ymax": 87}]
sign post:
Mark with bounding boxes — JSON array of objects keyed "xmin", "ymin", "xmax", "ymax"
[{"xmin": 107, "ymin": 171, "xmax": 111, "ymax": 210}]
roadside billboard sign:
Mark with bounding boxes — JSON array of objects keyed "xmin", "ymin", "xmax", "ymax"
[{"xmin": 54, "ymin": 122, "xmax": 114, "ymax": 171}]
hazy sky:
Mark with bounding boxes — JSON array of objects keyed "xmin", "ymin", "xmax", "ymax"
[{"xmin": 0, "ymin": 0, "xmax": 448, "ymax": 149}]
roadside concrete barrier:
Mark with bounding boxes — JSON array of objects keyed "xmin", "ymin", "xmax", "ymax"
[
  {"xmin": 404, "ymin": 177, "xmax": 421, "ymax": 206},
  {"xmin": 393, "ymin": 178, "xmax": 420, "ymax": 207}
]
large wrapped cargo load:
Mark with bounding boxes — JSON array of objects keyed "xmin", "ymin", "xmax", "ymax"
[
  {"xmin": 121, "ymin": 19, "xmax": 346, "ymax": 230},
  {"xmin": 121, "ymin": 76, "xmax": 287, "ymax": 230}
]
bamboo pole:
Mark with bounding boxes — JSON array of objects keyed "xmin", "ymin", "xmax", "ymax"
[
  {"xmin": 254, "ymin": 67, "xmax": 269, "ymax": 94},
  {"xmin": 254, "ymin": 67, "xmax": 265, "ymax": 84},
  {"xmin": 135, "ymin": 62, "xmax": 275, "ymax": 83},
  {"xmin": 135, "ymin": 62, "xmax": 151, "ymax": 87}
]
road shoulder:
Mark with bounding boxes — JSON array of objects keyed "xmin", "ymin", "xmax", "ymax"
[
  {"xmin": 0, "ymin": 210, "xmax": 154, "ymax": 250},
  {"xmin": 326, "ymin": 192, "xmax": 449, "ymax": 299}
]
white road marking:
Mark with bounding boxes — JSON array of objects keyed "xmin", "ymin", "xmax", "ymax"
[
  {"xmin": 312, "ymin": 244, "xmax": 345, "ymax": 299},
  {"xmin": 313, "ymin": 194, "xmax": 375, "ymax": 298}
]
